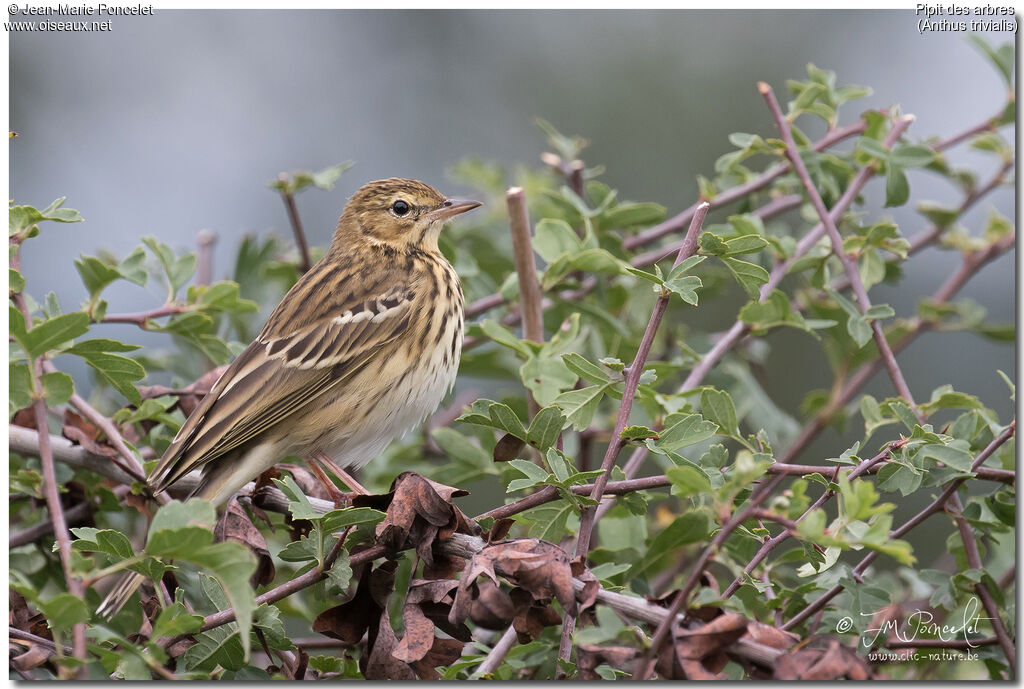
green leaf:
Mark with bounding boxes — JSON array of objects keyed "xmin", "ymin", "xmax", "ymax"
[
  {"xmin": 70, "ymin": 527, "xmax": 135, "ymax": 559},
  {"xmin": 17, "ymin": 312, "xmax": 90, "ymax": 359},
  {"xmin": 890, "ymin": 144, "xmax": 935, "ymax": 168},
  {"xmin": 532, "ymin": 219, "xmax": 581, "ymax": 263},
  {"xmin": 662, "ymin": 274, "xmax": 702, "ymax": 305},
  {"xmin": 553, "ymin": 384, "xmax": 611, "ymax": 432},
  {"xmin": 116, "ymin": 247, "xmax": 149, "ymax": 286},
  {"xmin": 40, "ymin": 371, "xmax": 74, "ymax": 408},
  {"xmin": 884, "ymin": 165, "xmax": 910, "ymax": 207},
  {"xmin": 9, "ymin": 268, "xmax": 25, "ymax": 294},
  {"xmin": 272, "ymin": 475, "xmax": 321, "ymax": 521},
  {"xmin": 151, "ymin": 602, "xmax": 204, "ymax": 639},
  {"xmin": 917, "ymin": 444, "xmax": 973, "ymax": 472},
  {"xmin": 146, "ymin": 499, "xmax": 257, "ymax": 660},
  {"xmin": 603, "ymin": 202, "xmax": 666, "ymax": 228},
  {"xmin": 916, "ymin": 201, "xmax": 960, "ymax": 227},
  {"xmin": 721, "ymin": 257, "xmax": 769, "ymax": 298},
  {"xmin": 624, "ymin": 512, "xmax": 709, "ymax": 580},
  {"xmin": 183, "ymin": 625, "xmax": 246, "ymax": 672},
  {"xmin": 507, "ymin": 458, "xmax": 550, "ymax": 492},
  {"xmin": 655, "ymin": 413, "xmax": 718, "ymax": 452},
  {"xmin": 700, "ymin": 388, "xmax": 739, "ymax": 438},
  {"xmin": 74, "ymin": 255, "xmax": 122, "ymax": 299},
  {"xmin": 739, "ymin": 290, "xmax": 820, "ymax": 334},
  {"xmin": 967, "ymin": 35, "xmax": 1014, "ymax": 86},
  {"xmin": 479, "ymin": 320, "xmax": 533, "ymax": 357},
  {"xmin": 67, "ymin": 348, "xmax": 145, "ymax": 405},
  {"xmin": 863, "ymin": 304, "xmax": 895, "ymax": 321},
  {"xmin": 9, "ymin": 197, "xmax": 83, "ymax": 238},
  {"xmin": 488, "ymin": 402, "xmax": 528, "ymax": 440},
  {"xmin": 520, "ymin": 353, "xmax": 578, "ymax": 407},
  {"xmin": 325, "ymin": 551, "xmax": 353, "ymax": 595},
  {"xmin": 856, "ymin": 136, "xmax": 890, "ymax": 161},
  {"xmin": 38, "ymin": 593, "xmax": 89, "ymax": 635},
  {"xmin": 527, "ymin": 406, "xmax": 565, "ymax": 451},
  {"xmin": 666, "ymin": 465, "xmax": 712, "ymax": 498},
  {"xmin": 9, "ymin": 361, "xmax": 33, "ymax": 416},
  {"xmin": 619, "ymin": 425, "xmax": 659, "ymax": 441},
  {"xmin": 561, "ymin": 353, "xmax": 613, "ymax": 385}
]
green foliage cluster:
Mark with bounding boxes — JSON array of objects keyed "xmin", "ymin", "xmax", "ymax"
[{"xmin": 9, "ymin": 49, "xmax": 1015, "ymax": 680}]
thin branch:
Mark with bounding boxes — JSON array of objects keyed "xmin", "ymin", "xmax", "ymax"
[
  {"xmin": 470, "ymin": 625, "xmax": 518, "ymax": 679},
  {"xmin": 779, "ymin": 231, "xmax": 1015, "ymax": 464},
  {"xmin": 948, "ymin": 492, "xmax": 1015, "ymax": 671},
  {"xmin": 12, "ymin": 296, "xmax": 88, "ymax": 676},
  {"xmin": 475, "ymin": 474, "xmax": 673, "ymax": 522},
  {"xmin": 101, "ymin": 303, "xmax": 188, "ymax": 327},
  {"xmin": 277, "ymin": 178, "xmax": 312, "ymax": 273},
  {"xmin": 760, "ymin": 81, "xmax": 920, "ymax": 416},
  {"xmin": 678, "ymin": 114, "xmax": 914, "ymax": 394},
  {"xmin": 9, "ymin": 500, "xmax": 93, "ymax": 549},
  {"xmin": 575, "ymin": 202, "xmax": 710, "ymax": 559},
  {"xmin": 721, "ymin": 445, "xmax": 897, "ymax": 598},
  {"xmin": 622, "ymin": 119, "xmax": 869, "ymax": 250},
  {"xmin": 463, "ymin": 121, "xmax": 868, "ymax": 323},
  {"xmin": 637, "ymin": 472, "xmax": 789, "ymax": 679},
  {"xmin": 783, "ymin": 421, "xmax": 1014, "ymax": 632},
  {"xmin": 560, "ymin": 202, "xmax": 711, "ymax": 672},
  {"xmin": 507, "ymin": 186, "xmax": 545, "ymax": 418},
  {"xmin": 195, "ymin": 229, "xmax": 217, "ymax": 287}
]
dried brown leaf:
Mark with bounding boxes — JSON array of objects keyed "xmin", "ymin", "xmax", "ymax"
[
  {"xmin": 577, "ymin": 644, "xmax": 637, "ymax": 680},
  {"xmin": 214, "ymin": 497, "xmax": 275, "ymax": 587},
  {"xmin": 743, "ymin": 620, "xmax": 798, "ymax": 651},
  {"xmin": 468, "ymin": 580, "xmax": 515, "ymax": 630},
  {"xmin": 774, "ymin": 639, "xmax": 871, "ymax": 680},
  {"xmin": 493, "ymin": 433, "xmax": 526, "ymax": 462},
  {"xmin": 313, "ymin": 561, "xmax": 396, "ymax": 645}
]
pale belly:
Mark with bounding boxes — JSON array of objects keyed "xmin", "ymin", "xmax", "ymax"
[{"xmin": 286, "ymin": 320, "xmax": 462, "ymax": 470}]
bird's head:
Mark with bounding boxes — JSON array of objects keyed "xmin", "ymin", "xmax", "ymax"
[{"xmin": 334, "ymin": 178, "xmax": 481, "ymax": 254}]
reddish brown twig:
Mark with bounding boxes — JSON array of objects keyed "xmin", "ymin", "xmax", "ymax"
[
  {"xmin": 949, "ymin": 492, "xmax": 1015, "ymax": 672},
  {"xmin": 760, "ymin": 81, "xmax": 919, "ymax": 416},
  {"xmin": 278, "ymin": 178, "xmax": 312, "ymax": 273},
  {"xmin": 557, "ymin": 202, "xmax": 711, "ymax": 672},
  {"xmin": 507, "ymin": 186, "xmax": 546, "ymax": 418},
  {"xmin": 780, "ymin": 232, "xmax": 1015, "ymax": 464}
]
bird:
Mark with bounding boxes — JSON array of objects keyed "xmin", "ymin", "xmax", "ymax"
[{"xmin": 97, "ymin": 178, "xmax": 480, "ymax": 617}]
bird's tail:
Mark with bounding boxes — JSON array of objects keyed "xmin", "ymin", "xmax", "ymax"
[{"xmin": 96, "ymin": 571, "xmax": 146, "ymax": 620}]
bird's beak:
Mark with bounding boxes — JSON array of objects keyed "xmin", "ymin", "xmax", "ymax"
[{"xmin": 429, "ymin": 199, "xmax": 482, "ymax": 222}]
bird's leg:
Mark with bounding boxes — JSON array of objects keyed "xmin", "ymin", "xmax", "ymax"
[
  {"xmin": 314, "ymin": 451, "xmax": 370, "ymax": 496},
  {"xmin": 307, "ymin": 460, "xmax": 352, "ymax": 509}
]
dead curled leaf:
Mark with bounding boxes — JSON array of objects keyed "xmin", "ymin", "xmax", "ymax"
[
  {"xmin": 354, "ymin": 472, "xmax": 478, "ymax": 567},
  {"xmin": 392, "ymin": 579, "xmax": 471, "ymax": 674},
  {"xmin": 467, "ymin": 580, "xmax": 515, "ymax": 629},
  {"xmin": 654, "ymin": 612, "xmax": 749, "ymax": 679},
  {"xmin": 314, "ymin": 560, "xmax": 397, "ymax": 645},
  {"xmin": 577, "ymin": 645, "xmax": 638, "ymax": 680},
  {"xmin": 214, "ymin": 497, "xmax": 275, "ymax": 587},
  {"xmin": 774, "ymin": 639, "xmax": 871, "ymax": 680},
  {"xmin": 449, "ymin": 538, "xmax": 579, "ymax": 630}
]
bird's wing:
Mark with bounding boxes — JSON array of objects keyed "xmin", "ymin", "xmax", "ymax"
[{"xmin": 149, "ymin": 263, "xmax": 417, "ymax": 493}]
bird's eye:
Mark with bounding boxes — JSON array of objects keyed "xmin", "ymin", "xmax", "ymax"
[{"xmin": 391, "ymin": 200, "xmax": 410, "ymax": 217}]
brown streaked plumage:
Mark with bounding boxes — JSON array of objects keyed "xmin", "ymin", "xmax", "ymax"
[{"xmin": 98, "ymin": 178, "xmax": 479, "ymax": 618}]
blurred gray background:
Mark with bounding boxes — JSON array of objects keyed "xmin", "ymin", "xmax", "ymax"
[{"xmin": 10, "ymin": 9, "xmax": 1015, "ymax": 449}]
